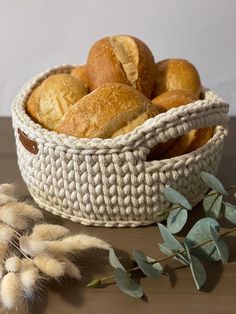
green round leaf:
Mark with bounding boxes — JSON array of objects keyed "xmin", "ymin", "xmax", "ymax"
[
  {"xmin": 133, "ymin": 250, "xmax": 163, "ymax": 279},
  {"xmin": 184, "ymin": 244, "xmax": 206, "ymax": 290},
  {"xmin": 109, "ymin": 248, "xmax": 125, "ymax": 270},
  {"xmin": 167, "ymin": 208, "xmax": 188, "ymax": 234},
  {"xmin": 223, "ymin": 202, "xmax": 236, "ymax": 224},
  {"xmin": 158, "ymin": 223, "xmax": 183, "ymax": 251},
  {"xmin": 210, "ymin": 226, "xmax": 229, "ymax": 264},
  {"xmin": 158, "ymin": 243, "xmax": 173, "ymax": 256},
  {"xmin": 163, "ymin": 187, "xmax": 192, "ymax": 210},
  {"xmin": 114, "ymin": 268, "xmax": 143, "ymax": 299},
  {"xmin": 200, "ymin": 171, "xmax": 227, "ymax": 195},
  {"xmin": 158, "ymin": 243, "xmax": 188, "ymax": 265},
  {"xmin": 185, "ymin": 218, "xmax": 220, "ymax": 262},
  {"xmin": 203, "ymin": 191, "xmax": 223, "ymax": 219}
]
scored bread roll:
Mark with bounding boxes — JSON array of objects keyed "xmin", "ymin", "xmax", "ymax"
[
  {"xmin": 86, "ymin": 35, "xmax": 156, "ymax": 98},
  {"xmin": 54, "ymin": 83, "xmax": 160, "ymax": 139},
  {"xmin": 26, "ymin": 74, "xmax": 88, "ymax": 130},
  {"xmin": 70, "ymin": 65, "xmax": 90, "ymax": 88},
  {"xmin": 152, "ymin": 59, "xmax": 202, "ymax": 98}
]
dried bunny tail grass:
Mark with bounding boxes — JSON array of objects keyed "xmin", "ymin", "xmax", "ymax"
[
  {"xmin": 4, "ymin": 256, "xmax": 21, "ymax": 273},
  {"xmin": 21, "ymin": 258, "xmax": 35, "ymax": 270},
  {"xmin": 0, "ymin": 223, "xmax": 15, "ymax": 245},
  {"xmin": 0, "ymin": 242, "xmax": 8, "ymax": 261},
  {"xmin": 0, "ymin": 207, "xmax": 28, "ymax": 230},
  {"xmin": 60, "ymin": 257, "xmax": 81, "ymax": 280},
  {"xmin": 34, "ymin": 255, "xmax": 65, "ymax": 279},
  {"xmin": 0, "ymin": 202, "xmax": 43, "ymax": 229},
  {"xmin": 46, "ymin": 234, "xmax": 111, "ymax": 255},
  {"xmin": 0, "ymin": 272, "xmax": 23, "ymax": 310},
  {"xmin": 0, "ymin": 264, "xmax": 4, "ymax": 279},
  {"xmin": 19, "ymin": 236, "xmax": 47, "ymax": 257},
  {"xmin": 20, "ymin": 260, "xmax": 40, "ymax": 298},
  {"xmin": 0, "ymin": 193, "xmax": 16, "ymax": 206},
  {"xmin": 5, "ymin": 256, "xmax": 22, "ymax": 272},
  {"xmin": 0, "ymin": 183, "xmax": 15, "ymax": 196},
  {"xmin": 31, "ymin": 224, "xmax": 70, "ymax": 241}
]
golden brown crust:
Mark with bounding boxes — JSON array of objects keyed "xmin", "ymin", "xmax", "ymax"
[
  {"xmin": 147, "ymin": 90, "xmax": 198, "ymax": 159},
  {"xmin": 161, "ymin": 130, "xmax": 197, "ymax": 158},
  {"xmin": 186, "ymin": 127, "xmax": 214, "ymax": 153},
  {"xmin": 54, "ymin": 83, "xmax": 159, "ymax": 139},
  {"xmin": 26, "ymin": 85, "xmax": 43, "ymax": 125},
  {"xmin": 70, "ymin": 65, "xmax": 90, "ymax": 88},
  {"xmin": 152, "ymin": 59, "xmax": 202, "ymax": 98},
  {"xmin": 26, "ymin": 74, "xmax": 88, "ymax": 130},
  {"xmin": 152, "ymin": 89, "xmax": 198, "ymax": 110},
  {"xmin": 86, "ymin": 35, "xmax": 155, "ymax": 98},
  {"xmin": 86, "ymin": 38, "xmax": 129, "ymax": 91},
  {"xmin": 131, "ymin": 36, "xmax": 156, "ymax": 98}
]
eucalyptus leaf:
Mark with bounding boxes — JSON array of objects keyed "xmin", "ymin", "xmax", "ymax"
[
  {"xmin": 133, "ymin": 250, "xmax": 163, "ymax": 278},
  {"xmin": 163, "ymin": 187, "xmax": 192, "ymax": 210},
  {"xmin": 210, "ymin": 226, "xmax": 229, "ymax": 264},
  {"xmin": 158, "ymin": 243, "xmax": 188, "ymax": 266},
  {"xmin": 109, "ymin": 248, "xmax": 125, "ymax": 270},
  {"xmin": 167, "ymin": 208, "xmax": 188, "ymax": 234},
  {"xmin": 86, "ymin": 278, "xmax": 102, "ymax": 288},
  {"xmin": 146, "ymin": 256, "xmax": 156, "ymax": 263},
  {"xmin": 114, "ymin": 268, "xmax": 143, "ymax": 299},
  {"xmin": 185, "ymin": 218, "xmax": 221, "ymax": 262},
  {"xmin": 172, "ymin": 250, "xmax": 190, "ymax": 265},
  {"xmin": 158, "ymin": 223, "xmax": 183, "ymax": 251},
  {"xmin": 158, "ymin": 243, "xmax": 173, "ymax": 256},
  {"xmin": 203, "ymin": 191, "xmax": 223, "ymax": 219},
  {"xmin": 200, "ymin": 171, "xmax": 227, "ymax": 195},
  {"xmin": 184, "ymin": 244, "xmax": 206, "ymax": 290},
  {"xmin": 223, "ymin": 202, "xmax": 236, "ymax": 224}
]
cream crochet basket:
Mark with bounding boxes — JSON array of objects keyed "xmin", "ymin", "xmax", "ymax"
[{"xmin": 12, "ymin": 65, "xmax": 229, "ymax": 227}]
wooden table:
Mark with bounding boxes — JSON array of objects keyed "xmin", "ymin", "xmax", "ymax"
[{"xmin": 0, "ymin": 117, "xmax": 235, "ymax": 314}]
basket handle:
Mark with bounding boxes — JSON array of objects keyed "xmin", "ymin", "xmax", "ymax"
[
  {"xmin": 18, "ymin": 128, "xmax": 38, "ymax": 155},
  {"xmin": 139, "ymin": 95, "xmax": 229, "ymax": 153}
]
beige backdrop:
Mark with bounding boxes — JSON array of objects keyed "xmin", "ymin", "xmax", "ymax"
[{"xmin": 1, "ymin": 0, "xmax": 235, "ymax": 116}]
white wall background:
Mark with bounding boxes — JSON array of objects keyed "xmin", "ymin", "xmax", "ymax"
[{"xmin": 1, "ymin": 0, "xmax": 236, "ymax": 116}]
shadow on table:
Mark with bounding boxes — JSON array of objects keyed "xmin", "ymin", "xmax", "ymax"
[{"xmin": 28, "ymin": 247, "xmax": 130, "ymax": 313}]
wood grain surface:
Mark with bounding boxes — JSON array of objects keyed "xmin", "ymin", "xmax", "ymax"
[{"xmin": 0, "ymin": 117, "xmax": 235, "ymax": 314}]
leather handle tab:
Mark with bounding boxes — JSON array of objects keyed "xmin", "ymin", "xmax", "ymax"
[{"xmin": 18, "ymin": 128, "xmax": 38, "ymax": 155}]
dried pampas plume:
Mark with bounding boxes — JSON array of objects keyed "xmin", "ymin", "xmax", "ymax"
[{"xmin": 0, "ymin": 183, "xmax": 110, "ymax": 310}]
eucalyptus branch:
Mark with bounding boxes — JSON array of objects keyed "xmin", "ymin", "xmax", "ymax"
[{"xmin": 95, "ymin": 227, "xmax": 236, "ymax": 284}]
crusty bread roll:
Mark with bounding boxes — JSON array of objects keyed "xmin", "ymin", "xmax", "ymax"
[
  {"xmin": 86, "ymin": 35, "xmax": 156, "ymax": 98},
  {"xmin": 152, "ymin": 59, "xmax": 202, "ymax": 98},
  {"xmin": 26, "ymin": 74, "xmax": 88, "ymax": 130},
  {"xmin": 70, "ymin": 65, "xmax": 90, "ymax": 88},
  {"xmin": 54, "ymin": 83, "xmax": 160, "ymax": 139},
  {"xmin": 152, "ymin": 89, "xmax": 198, "ymax": 110},
  {"xmin": 148, "ymin": 90, "xmax": 213, "ymax": 159}
]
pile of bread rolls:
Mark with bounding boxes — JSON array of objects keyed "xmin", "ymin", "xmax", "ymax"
[{"xmin": 26, "ymin": 35, "xmax": 213, "ymax": 160}]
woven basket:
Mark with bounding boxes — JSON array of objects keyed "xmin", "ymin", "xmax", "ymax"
[{"xmin": 12, "ymin": 65, "xmax": 229, "ymax": 227}]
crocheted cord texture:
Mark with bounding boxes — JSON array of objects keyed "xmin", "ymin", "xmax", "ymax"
[{"xmin": 12, "ymin": 65, "xmax": 229, "ymax": 227}]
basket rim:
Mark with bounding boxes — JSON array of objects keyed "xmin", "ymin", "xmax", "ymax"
[{"xmin": 12, "ymin": 64, "xmax": 229, "ymax": 153}]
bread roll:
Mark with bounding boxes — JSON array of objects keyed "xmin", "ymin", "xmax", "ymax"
[
  {"xmin": 54, "ymin": 83, "xmax": 160, "ymax": 139},
  {"xmin": 86, "ymin": 35, "xmax": 156, "ymax": 98},
  {"xmin": 152, "ymin": 59, "xmax": 202, "ymax": 98},
  {"xmin": 152, "ymin": 89, "xmax": 198, "ymax": 110},
  {"xmin": 26, "ymin": 74, "xmax": 88, "ymax": 130},
  {"xmin": 70, "ymin": 65, "xmax": 89, "ymax": 88}
]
